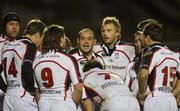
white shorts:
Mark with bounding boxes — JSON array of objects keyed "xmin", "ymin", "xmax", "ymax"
[
  {"xmin": 38, "ymin": 98, "xmax": 77, "ymax": 111},
  {"xmin": 101, "ymin": 95, "xmax": 140, "ymax": 111},
  {"xmin": 144, "ymin": 96, "xmax": 178, "ymax": 111},
  {"xmin": 3, "ymin": 95, "xmax": 37, "ymax": 111}
]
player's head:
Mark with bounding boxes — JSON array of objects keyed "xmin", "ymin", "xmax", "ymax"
[
  {"xmin": 41, "ymin": 24, "xmax": 66, "ymax": 54},
  {"xmin": 24, "ymin": 19, "xmax": 46, "ymax": 47},
  {"xmin": 136, "ymin": 19, "xmax": 162, "ymax": 47},
  {"xmin": 77, "ymin": 28, "xmax": 96, "ymax": 54},
  {"xmin": 83, "ymin": 60, "xmax": 104, "ymax": 72},
  {"xmin": 134, "ymin": 32, "xmax": 143, "ymax": 55},
  {"xmin": 140, "ymin": 23, "xmax": 163, "ymax": 47},
  {"xmin": 2, "ymin": 12, "xmax": 21, "ymax": 40},
  {"xmin": 101, "ymin": 17, "xmax": 121, "ymax": 46},
  {"xmin": 136, "ymin": 19, "xmax": 161, "ymax": 34}
]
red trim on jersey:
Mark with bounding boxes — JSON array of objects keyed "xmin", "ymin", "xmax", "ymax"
[
  {"xmin": 34, "ymin": 60, "xmax": 69, "ymax": 72},
  {"xmin": 57, "ymin": 52, "xmax": 81, "ymax": 83},
  {"xmin": 64, "ymin": 72, "xmax": 69, "ymax": 101},
  {"xmin": 3, "ymin": 49, "xmax": 22, "ymax": 60},
  {"xmin": 59, "ymin": 52, "xmax": 80, "ymax": 83},
  {"xmin": 152, "ymin": 68, "xmax": 156, "ymax": 94},
  {"xmin": 155, "ymin": 57, "xmax": 178, "ymax": 68},
  {"xmin": 82, "ymin": 70, "xmax": 108, "ymax": 82},
  {"xmin": 116, "ymin": 50, "xmax": 131, "ymax": 62},
  {"xmin": 77, "ymin": 57, "xmax": 86, "ymax": 61},
  {"xmin": 84, "ymin": 85, "xmax": 104, "ymax": 103},
  {"xmin": 0, "ymin": 40, "xmax": 8, "ymax": 43}
]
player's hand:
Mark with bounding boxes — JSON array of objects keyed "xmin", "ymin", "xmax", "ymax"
[
  {"xmin": 138, "ymin": 92, "xmax": 149, "ymax": 106},
  {"xmin": 138, "ymin": 93, "xmax": 145, "ymax": 106}
]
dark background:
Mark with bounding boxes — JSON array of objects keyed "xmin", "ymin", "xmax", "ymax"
[{"xmin": 0, "ymin": 0, "xmax": 179, "ymax": 50}]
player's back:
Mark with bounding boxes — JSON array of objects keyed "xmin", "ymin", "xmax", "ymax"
[
  {"xmin": 82, "ymin": 68, "xmax": 132, "ymax": 101},
  {"xmin": 146, "ymin": 45, "xmax": 179, "ymax": 94},
  {"xmin": 2, "ymin": 39, "xmax": 33, "ymax": 97},
  {"xmin": 33, "ymin": 50, "xmax": 80, "ymax": 100}
]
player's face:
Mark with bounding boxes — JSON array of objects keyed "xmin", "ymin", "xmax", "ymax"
[
  {"xmin": 101, "ymin": 23, "xmax": 119, "ymax": 46},
  {"xmin": 135, "ymin": 32, "xmax": 143, "ymax": 54},
  {"xmin": 33, "ymin": 33, "xmax": 43, "ymax": 48},
  {"xmin": 138, "ymin": 32, "xmax": 148, "ymax": 47},
  {"xmin": 78, "ymin": 31, "xmax": 96, "ymax": 54},
  {"xmin": 5, "ymin": 21, "xmax": 20, "ymax": 39}
]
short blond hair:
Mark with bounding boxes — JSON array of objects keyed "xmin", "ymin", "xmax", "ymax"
[{"xmin": 102, "ymin": 16, "xmax": 121, "ymax": 33}]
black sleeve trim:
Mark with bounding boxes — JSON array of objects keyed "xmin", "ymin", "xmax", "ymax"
[{"xmin": 21, "ymin": 43, "xmax": 37, "ymax": 93}]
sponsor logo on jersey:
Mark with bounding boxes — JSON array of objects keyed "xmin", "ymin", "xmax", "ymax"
[
  {"xmin": 101, "ymin": 81, "xmax": 123, "ymax": 89},
  {"xmin": 105, "ymin": 65, "xmax": 126, "ymax": 70},
  {"xmin": 8, "ymin": 80, "xmax": 20, "ymax": 87},
  {"xmin": 40, "ymin": 90, "xmax": 61, "ymax": 94}
]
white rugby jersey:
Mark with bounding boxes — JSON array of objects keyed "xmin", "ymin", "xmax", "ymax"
[
  {"xmin": 93, "ymin": 41, "xmax": 135, "ymax": 79},
  {"xmin": 0, "ymin": 34, "xmax": 12, "ymax": 64},
  {"xmin": 68, "ymin": 48, "xmax": 105, "ymax": 74},
  {"xmin": 141, "ymin": 43, "xmax": 180, "ymax": 93},
  {"xmin": 1, "ymin": 38, "xmax": 36, "ymax": 98},
  {"xmin": 82, "ymin": 68, "xmax": 132, "ymax": 102},
  {"xmin": 33, "ymin": 50, "xmax": 81, "ymax": 100}
]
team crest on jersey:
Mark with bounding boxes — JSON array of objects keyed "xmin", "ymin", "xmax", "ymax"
[{"xmin": 114, "ymin": 52, "xmax": 119, "ymax": 59}]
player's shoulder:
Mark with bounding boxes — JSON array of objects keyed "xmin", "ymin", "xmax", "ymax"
[
  {"xmin": 67, "ymin": 47, "xmax": 78, "ymax": 55},
  {"xmin": 93, "ymin": 42, "xmax": 103, "ymax": 51},
  {"xmin": 57, "ymin": 50, "xmax": 76, "ymax": 62},
  {"xmin": 116, "ymin": 41, "xmax": 135, "ymax": 49}
]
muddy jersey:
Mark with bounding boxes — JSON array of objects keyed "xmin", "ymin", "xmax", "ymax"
[
  {"xmin": 141, "ymin": 43, "xmax": 180, "ymax": 94},
  {"xmin": 33, "ymin": 50, "xmax": 81, "ymax": 99},
  {"xmin": 82, "ymin": 68, "xmax": 132, "ymax": 102},
  {"xmin": 93, "ymin": 41, "xmax": 135, "ymax": 79}
]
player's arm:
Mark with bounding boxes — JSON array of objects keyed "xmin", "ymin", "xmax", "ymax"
[
  {"xmin": 73, "ymin": 83, "xmax": 83, "ymax": 106},
  {"xmin": 82, "ymin": 98, "xmax": 94, "ymax": 111},
  {"xmin": 21, "ymin": 43, "xmax": 37, "ymax": 94},
  {"xmin": 172, "ymin": 68, "xmax": 180, "ymax": 96},
  {"xmin": 138, "ymin": 50, "xmax": 154, "ymax": 105},
  {"xmin": 69, "ymin": 56, "xmax": 83, "ymax": 106},
  {"xmin": 0, "ymin": 64, "xmax": 7, "ymax": 92},
  {"xmin": 138, "ymin": 68, "xmax": 148, "ymax": 96}
]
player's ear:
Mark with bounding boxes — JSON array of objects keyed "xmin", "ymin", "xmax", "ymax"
[{"xmin": 77, "ymin": 38, "xmax": 79, "ymax": 44}]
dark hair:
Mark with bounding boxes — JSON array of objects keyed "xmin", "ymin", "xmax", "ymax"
[
  {"xmin": 41, "ymin": 24, "xmax": 65, "ymax": 54},
  {"xmin": 136, "ymin": 19, "xmax": 161, "ymax": 32},
  {"xmin": 143, "ymin": 23, "xmax": 163, "ymax": 41},
  {"xmin": 24, "ymin": 19, "xmax": 45, "ymax": 37},
  {"xmin": 83, "ymin": 60, "xmax": 103, "ymax": 72},
  {"xmin": 2, "ymin": 12, "xmax": 21, "ymax": 33}
]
